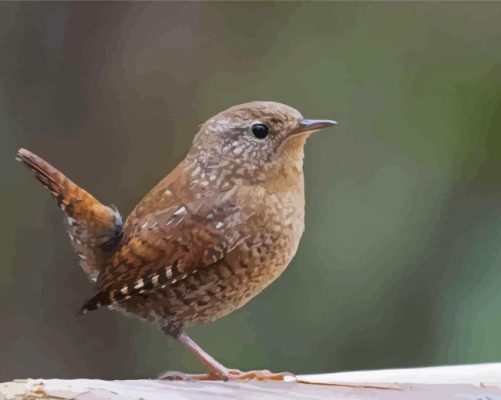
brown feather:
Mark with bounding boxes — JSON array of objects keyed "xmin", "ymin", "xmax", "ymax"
[
  {"xmin": 16, "ymin": 148, "xmax": 122, "ymax": 280},
  {"xmin": 80, "ymin": 189, "xmax": 248, "ymax": 314}
]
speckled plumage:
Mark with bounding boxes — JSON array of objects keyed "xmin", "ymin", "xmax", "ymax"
[{"xmin": 17, "ymin": 101, "xmax": 336, "ymax": 380}]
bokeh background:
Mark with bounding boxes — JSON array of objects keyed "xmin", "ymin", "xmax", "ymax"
[{"xmin": 2, "ymin": 1, "xmax": 501, "ymax": 381}]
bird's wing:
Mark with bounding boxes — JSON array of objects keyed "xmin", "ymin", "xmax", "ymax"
[{"xmin": 79, "ymin": 189, "xmax": 250, "ymax": 314}]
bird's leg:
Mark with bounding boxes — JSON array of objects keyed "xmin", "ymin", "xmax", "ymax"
[
  {"xmin": 179, "ymin": 331, "xmax": 230, "ymax": 379},
  {"xmin": 159, "ymin": 332, "xmax": 295, "ymax": 381}
]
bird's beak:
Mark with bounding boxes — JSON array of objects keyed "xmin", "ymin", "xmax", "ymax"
[{"xmin": 290, "ymin": 119, "xmax": 337, "ymax": 136}]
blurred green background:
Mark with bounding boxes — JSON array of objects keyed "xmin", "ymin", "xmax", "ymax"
[{"xmin": 2, "ymin": 1, "xmax": 501, "ymax": 381}]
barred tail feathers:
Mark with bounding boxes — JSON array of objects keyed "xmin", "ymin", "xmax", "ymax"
[{"xmin": 16, "ymin": 148, "xmax": 123, "ymax": 281}]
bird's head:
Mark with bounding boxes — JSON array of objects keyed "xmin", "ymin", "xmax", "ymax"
[{"xmin": 188, "ymin": 101, "xmax": 336, "ymax": 189}]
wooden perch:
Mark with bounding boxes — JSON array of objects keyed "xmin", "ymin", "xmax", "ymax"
[{"xmin": 2, "ymin": 363, "xmax": 501, "ymax": 400}]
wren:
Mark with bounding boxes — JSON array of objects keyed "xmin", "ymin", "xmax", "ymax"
[{"xmin": 17, "ymin": 101, "xmax": 336, "ymax": 381}]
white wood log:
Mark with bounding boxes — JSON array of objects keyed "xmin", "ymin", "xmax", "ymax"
[{"xmin": 2, "ymin": 363, "xmax": 501, "ymax": 400}]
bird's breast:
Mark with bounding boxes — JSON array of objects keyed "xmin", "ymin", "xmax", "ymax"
[
  {"xmin": 221, "ymin": 186, "xmax": 305, "ymax": 298},
  {"xmin": 177, "ymin": 185, "xmax": 305, "ymax": 327}
]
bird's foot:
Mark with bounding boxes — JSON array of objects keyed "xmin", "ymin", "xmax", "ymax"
[
  {"xmin": 224, "ymin": 369, "xmax": 296, "ymax": 381},
  {"xmin": 158, "ymin": 369, "xmax": 296, "ymax": 382}
]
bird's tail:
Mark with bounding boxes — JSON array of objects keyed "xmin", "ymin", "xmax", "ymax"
[{"xmin": 16, "ymin": 148, "xmax": 123, "ymax": 281}]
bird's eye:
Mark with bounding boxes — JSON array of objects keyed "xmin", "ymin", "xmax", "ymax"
[{"xmin": 251, "ymin": 123, "xmax": 269, "ymax": 139}]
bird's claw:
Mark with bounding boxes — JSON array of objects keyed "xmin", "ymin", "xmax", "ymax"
[
  {"xmin": 158, "ymin": 369, "xmax": 296, "ymax": 382},
  {"xmin": 225, "ymin": 369, "xmax": 296, "ymax": 381}
]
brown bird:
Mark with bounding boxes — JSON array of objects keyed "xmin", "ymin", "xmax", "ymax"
[{"xmin": 17, "ymin": 101, "xmax": 336, "ymax": 381}]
